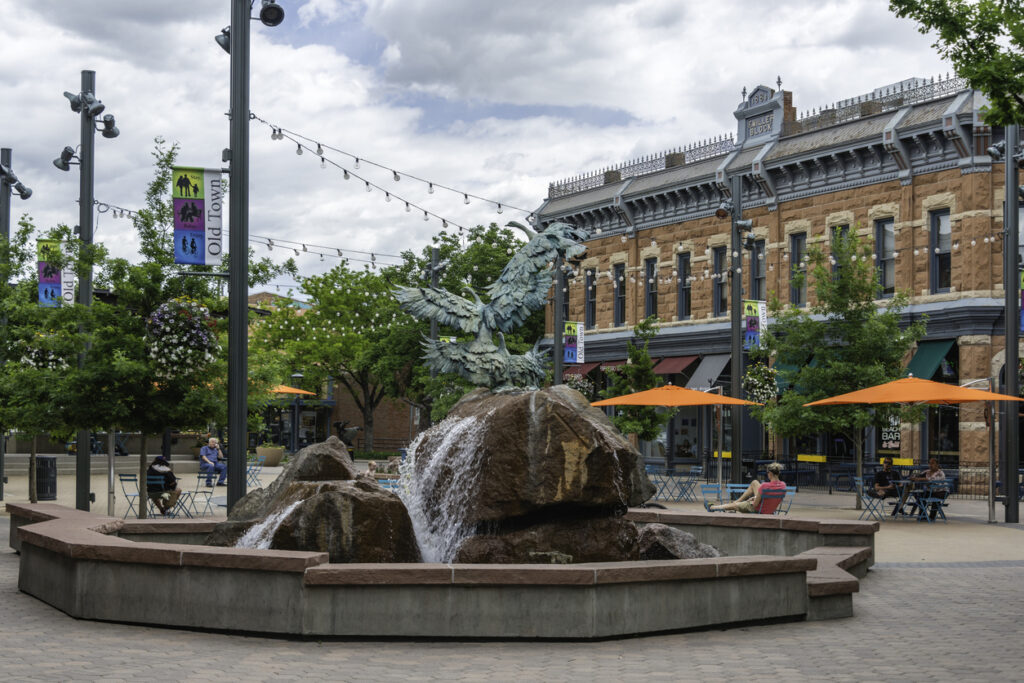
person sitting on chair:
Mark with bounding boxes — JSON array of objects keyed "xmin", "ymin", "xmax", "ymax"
[
  {"xmin": 868, "ymin": 457, "xmax": 900, "ymax": 499},
  {"xmin": 199, "ymin": 437, "xmax": 227, "ymax": 487},
  {"xmin": 705, "ymin": 462, "xmax": 786, "ymax": 513},
  {"xmin": 146, "ymin": 455, "xmax": 181, "ymax": 516},
  {"xmin": 909, "ymin": 457, "xmax": 948, "ymax": 520}
]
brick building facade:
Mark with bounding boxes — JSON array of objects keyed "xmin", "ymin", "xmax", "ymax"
[{"xmin": 537, "ymin": 75, "xmax": 1016, "ymax": 486}]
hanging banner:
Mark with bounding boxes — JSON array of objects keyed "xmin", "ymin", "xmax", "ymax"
[
  {"xmin": 171, "ymin": 166, "xmax": 224, "ymax": 266},
  {"xmin": 37, "ymin": 240, "xmax": 75, "ymax": 308},
  {"xmin": 563, "ymin": 321, "xmax": 584, "ymax": 363},
  {"xmin": 742, "ymin": 300, "xmax": 767, "ymax": 350}
]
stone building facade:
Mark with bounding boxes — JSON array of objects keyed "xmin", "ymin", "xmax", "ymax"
[{"xmin": 537, "ymin": 75, "xmax": 1016, "ymax": 485}]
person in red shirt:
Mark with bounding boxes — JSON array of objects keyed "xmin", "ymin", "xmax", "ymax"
[{"xmin": 705, "ymin": 462, "xmax": 786, "ymax": 514}]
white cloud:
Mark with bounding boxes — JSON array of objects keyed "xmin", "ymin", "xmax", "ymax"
[{"xmin": 0, "ymin": 0, "xmax": 951, "ymax": 289}]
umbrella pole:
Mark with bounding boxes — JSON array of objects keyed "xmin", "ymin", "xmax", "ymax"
[{"xmin": 716, "ymin": 404, "xmax": 724, "ymax": 502}]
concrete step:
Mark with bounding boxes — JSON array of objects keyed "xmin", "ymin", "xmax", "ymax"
[{"xmin": 2, "ymin": 454, "xmax": 201, "ymax": 476}]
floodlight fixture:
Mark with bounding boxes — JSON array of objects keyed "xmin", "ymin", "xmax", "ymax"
[
  {"xmin": 735, "ymin": 218, "xmax": 753, "ymax": 231},
  {"xmin": 259, "ymin": 0, "xmax": 285, "ymax": 27},
  {"xmin": 53, "ymin": 145, "xmax": 77, "ymax": 172},
  {"xmin": 81, "ymin": 92, "xmax": 105, "ymax": 117},
  {"xmin": 988, "ymin": 141, "xmax": 1006, "ymax": 160},
  {"xmin": 13, "ymin": 182, "xmax": 31, "ymax": 200},
  {"xmin": 99, "ymin": 114, "xmax": 119, "ymax": 139},
  {"xmin": 63, "ymin": 90, "xmax": 83, "ymax": 112},
  {"xmin": 715, "ymin": 200, "xmax": 733, "ymax": 219},
  {"xmin": 215, "ymin": 26, "xmax": 231, "ymax": 53}
]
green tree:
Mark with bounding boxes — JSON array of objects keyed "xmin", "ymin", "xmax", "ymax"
[
  {"xmin": 890, "ymin": 0, "xmax": 1024, "ymax": 124},
  {"xmin": 757, "ymin": 229, "xmax": 926, "ymax": 493},
  {"xmin": 598, "ymin": 317, "xmax": 674, "ymax": 442}
]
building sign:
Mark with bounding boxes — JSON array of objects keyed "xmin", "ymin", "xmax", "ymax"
[
  {"xmin": 746, "ymin": 112, "xmax": 773, "ymax": 138},
  {"xmin": 37, "ymin": 240, "xmax": 75, "ymax": 308},
  {"xmin": 880, "ymin": 414, "xmax": 901, "ymax": 451},
  {"xmin": 172, "ymin": 166, "xmax": 224, "ymax": 266},
  {"xmin": 563, "ymin": 321, "xmax": 584, "ymax": 363},
  {"xmin": 742, "ymin": 300, "xmax": 767, "ymax": 350}
]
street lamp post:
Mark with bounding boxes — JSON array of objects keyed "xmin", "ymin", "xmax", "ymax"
[
  {"xmin": 224, "ymin": 0, "xmax": 285, "ymax": 511},
  {"xmin": 55, "ymin": 70, "xmax": 119, "ymax": 511},
  {"xmin": 0, "ymin": 148, "xmax": 32, "ymax": 501},
  {"xmin": 289, "ymin": 372, "xmax": 303, "ymax": 453},
  {"xmin": 717, "ymin": 176, "xmax": 751, "ymax": 484},
  {"xmin": 1004, "ymin": 124, "xmax": 1020, "ymax": 524}
]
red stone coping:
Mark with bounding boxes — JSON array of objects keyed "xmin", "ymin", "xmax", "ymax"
[
  {"xmin": 796, "ymin": 546, "xmax": 871, "ymax": 597},
  {"xmin": 626, "ymin": 509, "xmax": 880, "ymax": 535},
  {"xmin": 303, "ymin": 556, "xmax": 817, "ymax": 587},
  {"xmin": 7, "ymin": 503, "xmax": 326, "ymax": 573}
]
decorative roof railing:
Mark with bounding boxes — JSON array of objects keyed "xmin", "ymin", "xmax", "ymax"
[
  {"xmin": 547, "ymin": 73, "xmax": 972, "ymax": 200},
  {"xmin": 548, "ymin": 134, "xmax": 734, "ymax": 199},
  {"xmin": 784, "ymin": 73, "xmax": 969, "ymax": 137}
]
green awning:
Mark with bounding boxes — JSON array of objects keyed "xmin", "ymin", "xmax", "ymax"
[
  {"xmin": 774, "ymin": 356, "xmax": 817, "ymax": 392},
  {"xmin": 906, "ymin": 339, "xmax": 955, "ymax": 381}
]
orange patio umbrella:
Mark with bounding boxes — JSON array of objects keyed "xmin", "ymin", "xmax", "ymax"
[
  {"xmin": 803, "ymin": 376, "xmax": 1024, "ymax": 407},
  {"xmin": 591, "ymin": 384, "xmax": 760, "ymax": 407},
  {"xmin": 271, "ymin": 384, "xmax": 317, "ymax": 396}
]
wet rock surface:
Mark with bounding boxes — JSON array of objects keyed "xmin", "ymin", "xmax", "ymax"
[
  {"xmin": 404, "ymin": 386, "xmax": 654, "ymax": 562},
  {"xmin": 453, "ymin": 516, "xmax": 640, "ymax": 564},
  {"xmin": 205, "ymin": 437, "xmax": 420, "ymax": 563},
  {"xmin": 637, "ymin": 523, "xmax": 723, "ymax": 560}
]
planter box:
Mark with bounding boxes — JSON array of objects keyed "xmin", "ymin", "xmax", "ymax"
[{"xmin": 256, "ymin": 446, "xmax": 285, "ymax": 467}]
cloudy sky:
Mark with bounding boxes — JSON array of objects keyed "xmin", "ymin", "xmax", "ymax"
[{"xmin": 0, "ymin": 0, "xmax": 950, "ymax": 292}]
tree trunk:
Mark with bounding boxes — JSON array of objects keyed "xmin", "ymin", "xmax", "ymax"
[
  {"xmin": 28, "ymin": 434, "xmax": 37, "ymax": 504},
  {"xmin": 362, "ymin": 403, "xmax": 375, "ymax": 452},
  {"xmin": 137, "ymin": 434, "xmax": 149, "ymax": 520}
]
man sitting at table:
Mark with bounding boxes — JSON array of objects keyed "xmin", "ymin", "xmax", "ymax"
[
  {"xmin": 705, "ymin": 462, "xmax": 786, "ymax": 513},
  {"xmin": 868, "ymin": 457, "xmax": 900, "ymax": 499},
  {"xmin": 909, "ymin": 457, "xmax": 948, "ymax": 521}
]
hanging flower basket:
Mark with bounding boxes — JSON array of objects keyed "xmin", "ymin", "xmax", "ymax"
[{"xmin": 145, "ymin": 297, "xmax": 220, "ymax": 380}]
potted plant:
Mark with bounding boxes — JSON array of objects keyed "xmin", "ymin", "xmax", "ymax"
[{"xmin": 255, "ymin": 440, "xmax": 285, "ymax": 467}]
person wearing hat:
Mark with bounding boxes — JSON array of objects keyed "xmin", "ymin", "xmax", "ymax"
[
  {"xmin": 705, "ymin": 462, "xmax": 787, "ymax": 514},
  {"xmin": 146, "ymin": 455, "xmax": 182, "ymax": 516}
]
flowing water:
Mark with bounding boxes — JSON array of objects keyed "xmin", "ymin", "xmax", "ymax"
[
  {"xmin": 398, "ymin": 411, "xmax": 491, "ymax": 562},
  {"xmin": 236, "ymin": 499, "xmax": 304, "ymax": 549}
]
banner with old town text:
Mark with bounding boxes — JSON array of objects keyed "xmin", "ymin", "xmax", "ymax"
[{"xmin": 171, "ymin": 166, "xmax": 224, "ymax": 266}]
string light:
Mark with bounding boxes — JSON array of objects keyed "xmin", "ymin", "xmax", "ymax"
[
  {"xmin": 296, "ymin": 143, "xmax": 303, "ymax": 155},
  {"xmin": 393, "ymin": 170, "xmax": 400, "ymax": 182},
  {"xmin": 316, "ymin": 143, "xmax": 324, "ymax": 156}
]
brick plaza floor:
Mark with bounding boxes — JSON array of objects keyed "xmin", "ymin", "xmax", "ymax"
[{"xmin": 1, "ymin": 512, "xmax": 1023, "ymax": 681}]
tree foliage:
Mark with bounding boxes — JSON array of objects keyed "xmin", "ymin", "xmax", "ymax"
[
  {"xmin": 890, "ymin": 0, "xmax": 1024, "ymax": 125},
  {"xmin": 757, "ymin": 229, "xmax": 926, "ymax": 475},
  {"xmin": 598, "ymin": 317, "xmax": 673, "ymax": 441}
]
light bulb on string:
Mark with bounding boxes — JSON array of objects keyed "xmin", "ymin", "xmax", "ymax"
[
  {"xmin": 296, "ymin": 143, "xmax": 303, "ymax": 155},
  {"xmin": 315, "ymin": 143, "xmax": 323, "ymax": 156},
  {"xmin": 385, "ymin": 192, "xmax": 391, "ymax": 202},
  {"xmin": 428, "ymin": 183, "xmax": 434, "ymax": 194},
  {"xmin": 320, "ymin": 157, "xmax": 326, "ymax": 169},
  {"xmin": 442, "ymin": 220, "xmax": 448, "ymax": 228},
  {"xmin": 343, "ymin": 169, "xmax": 350, "ymax": 180},
  {"xmin": 393, "ymin": 171, "xmax": 400, "ymax": 182},
  {"xmin": 365, "ymin": 182, "xmax": 372, "ymax": 193},
  {"xmin": 497, "ymin": 204, "xmax": 503, "ymax": 214},
  {"xmin": 423, "ymin": 211, "xmax": 429, "ymax": 222},
  {"xmin": 405, "ymin": 202, "xmax": 411, "ymax": 213},
  {"xmin": 336, "ymin": 249, "xmax": 343, "ymax": 257},
  {"xmin": 354, "ymin": 158, "xmax": 360, "ymax": 169},
  {"xmin": 463, "ymin": 194, "xmax": 470, "ymax": 205}
]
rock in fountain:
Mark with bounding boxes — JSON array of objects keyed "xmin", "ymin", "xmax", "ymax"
[
  {"xmin": 399, "ymin": 385, "xmax": 656, "ymax": 563},
  {"xmin": 206, "ymin": 437, "xmax": 420, "ymax": 563}
]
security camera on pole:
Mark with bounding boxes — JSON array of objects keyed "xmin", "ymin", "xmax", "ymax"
[
  {"xmin": 54, "ymin": 70, "xmax": 120, "ymax": 512},
  {"xmin": 0, "ymin": 148, "xmax": 32, "ymax": 501},
  {"xmin": 220, "ymin": 0, "xmax": 285, "ymax": 509}
]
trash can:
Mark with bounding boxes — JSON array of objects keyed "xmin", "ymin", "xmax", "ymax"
[{"xmin": 36, "ymin": 456, "xmax": 57, "ymax": 501}]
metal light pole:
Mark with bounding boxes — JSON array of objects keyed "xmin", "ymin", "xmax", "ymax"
[
  {"xmin": 58, "ymin": 70, "xmax": 118, "ymax": 511},
  {"xmin": 226, "ymin": 0, "xmax": 252, "ymax": 509},
  {"xmin": 729, "ymin": 175, "xmax": 746, "ymax": 484},
  {"xmin": 0, "ymin": 148, "xmax": 32, "ymax": 501},
  {"xmin": 553, "ymin": 256, "xmax": 565, "ymax": 384},
  {"xmin": 1004, "ymin": 124, "xmax": 1020, "ymax": 523}
]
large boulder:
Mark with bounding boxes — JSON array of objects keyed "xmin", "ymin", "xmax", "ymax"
[
  {"xmin": 205, "ymin": 437, "xmax": 420, "ymax": 563},
  {"xmin": 453, "ymin": 516, "xmax": 639, "ymax": 564},
  {"xmin": 409, "ymin": 385, "xmax": 653, "ymax": 526},
  {"xmin": 637, "ymin": 523, "xmax": 723, "ymax": 560}
]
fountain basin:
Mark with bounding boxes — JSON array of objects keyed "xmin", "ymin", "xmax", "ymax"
[{"xmin": 7, "ymin": 503, "xmax": 876, "ymax": 639}]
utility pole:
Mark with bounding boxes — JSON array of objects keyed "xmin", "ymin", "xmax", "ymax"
[
  {"xmin": 0, "ymin": 147, "xmax": 32, "ymax": 501},
  {"xmin": 1004, "ymin": 124, "xmax": 1020, "ymax": 524},
  {"xmin": 226, "ymin": 0, "xmax": 252, "ymax": 509},
  {"xmin": 553, "ymin": 257, "xmax": 565, "ymax": 384},
  {"xmin": 729, "ymin": 175, "xmax": 745, "ymax": 484}
]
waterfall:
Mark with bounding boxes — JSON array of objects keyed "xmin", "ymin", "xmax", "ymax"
[
  {"xmin": 236, "ymin": 499, "xmax": 303, "ymax": 550},
  {"xmin": 398, "ymin": 412, "xmax": 490, "ymax": 562}
]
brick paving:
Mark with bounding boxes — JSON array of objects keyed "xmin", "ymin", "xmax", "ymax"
[{"xmin": 1, "ymin": 515, "xmax": 1023, "ymax": 681}]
